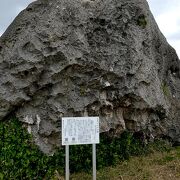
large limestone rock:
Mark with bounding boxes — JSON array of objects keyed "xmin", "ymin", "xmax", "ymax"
[{"xmin": 0, "ymin": 0, "xmax": 180, "ymax": 154}]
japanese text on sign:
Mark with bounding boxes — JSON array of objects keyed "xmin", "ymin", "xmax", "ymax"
[{"xmin": 62, "ymin": 117, "xmax": 99, "ymax": 145}]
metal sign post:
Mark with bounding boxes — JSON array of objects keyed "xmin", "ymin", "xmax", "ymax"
[
  {"xmin": 62, "ymin": 117, "xmax": 99, "ymax": 180},
  {"xmin": 65, "ymin": 145, "xmax": 69, "ymax": 180},
  {"xmin": 92, "ymin": 144, "xmax": 96, "ymax": 180}
]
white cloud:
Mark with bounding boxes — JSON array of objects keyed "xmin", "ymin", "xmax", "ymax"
[
  {"xmin": 156, "ymin": 5, "xmax": 180, "ymax": 37},
  {"xmin": 147, "ymin": 0, "xmax": 180, "ymax": 58}
]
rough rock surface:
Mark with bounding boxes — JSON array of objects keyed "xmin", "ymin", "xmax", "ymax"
[{"xmin": 0, "ymin": 0, "xmax": 180, "ymax": 154}]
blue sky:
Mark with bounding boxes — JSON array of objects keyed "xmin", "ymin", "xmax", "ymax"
[{"xmin": 0, "ymin": 0, "xmax": 180, "ymax": 57}]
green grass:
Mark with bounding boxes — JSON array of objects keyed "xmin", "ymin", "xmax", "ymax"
[{"xmin": 59, "ymin": 146, "xmax": 180, "ymax": 180}]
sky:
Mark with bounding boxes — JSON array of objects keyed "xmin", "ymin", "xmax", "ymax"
[
  {"xmin": 0, "ymin": 0, "xmax": 180, "ymax": 57},
  {"xmin": 147, "ymin": 0, "xmax": 180, "ymax": 57}
]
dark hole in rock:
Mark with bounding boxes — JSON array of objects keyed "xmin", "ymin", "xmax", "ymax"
[
  {"xmin": 170, "ymin": 65, "xmax": 179, "ymax": 74},
  {"xmin": 99, "ymin": 19, "xmax": 106, "ymax": 26},
  {"xmin": 122, "ymin": 32, "xmax": 127, "ymax": 38},
  {"xmin": 23, "ymin": 70, "xmax": 29, "ymax": 76},
  {"xmin": 106, "ymin": 37, "xmax": 110, "ymax": 43},
  {"xmin": 142, "ymin": 41, "xmax": 146, "ymax": 46},
  {"xmin": 44, "ymin": 47, "xmax": 55, "ymax": 54},
  {"xmin": 93, "ymin": 27, "xmax": 101, "ymax": 33},
  {"xmin": 33, "ymin": 82, "xmax": 40, "ymax": 90},
  {"xmin": 87, "ymin": 32, "xmax": 93, "ymax": 39},
  {"xmin": 107, "ymin": 24, "xmax": 112, "ymax": 29},
  {"xmin": 115, "ymin": 14, "xmax": 123, "ymax": 20},
  {"xmin": 26, "ymin": 7, "xmax": 33, "ymax": 11},
  {"xmin": 16, "ymin": 27, "xmax": 21, "ymax": 32},
  {"xmin": 46, "ymin": 24, "xmax": 50, "ymax": 28}
]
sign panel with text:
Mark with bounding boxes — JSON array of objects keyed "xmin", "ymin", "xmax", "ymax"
[{"xmin": 62, "ymin": 117, "xmax": 99, "ymax": 145}]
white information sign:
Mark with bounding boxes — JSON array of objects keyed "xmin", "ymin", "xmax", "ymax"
[{"xmin": 62, "ymin": 117, "xmax": 99, "ymax": 145}]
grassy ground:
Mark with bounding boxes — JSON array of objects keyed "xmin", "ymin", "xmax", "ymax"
[{"xmin": 53, "ymin": 146, "xmax": 180, "ymax": 180}]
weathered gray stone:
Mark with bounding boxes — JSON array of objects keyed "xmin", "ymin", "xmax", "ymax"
[{"xmin": 0, "ymin": 0, "xmax": 180, "ymax": 154}]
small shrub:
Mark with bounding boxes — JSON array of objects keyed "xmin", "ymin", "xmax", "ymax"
[
  {"xmin": 137, "ymin": 15, "xmax": 147, "ymax": 28},
  {"xmin": 0, "ymin": 118, "xmax": 64, "ymax": 179},
  {"xmin": 161, "ymin": 82, "xmax": 170, "ymax": 97}
]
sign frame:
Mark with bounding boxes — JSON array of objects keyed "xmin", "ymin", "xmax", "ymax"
[
  {"xmin": 62, "ymin": 116, "xmax": 99, "ymax": 145},
  {"xmin": 62, "ymin": 116, "xmax": 100, "ymax": 180}
]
